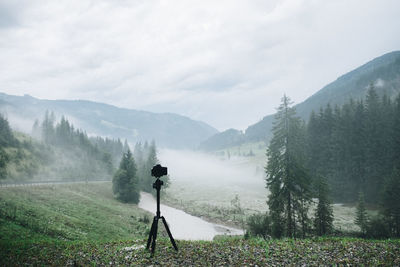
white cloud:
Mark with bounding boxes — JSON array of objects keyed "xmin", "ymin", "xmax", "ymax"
[{"xmin": 0, "ymin": 0, "xmax": 399, "ymax": 130}]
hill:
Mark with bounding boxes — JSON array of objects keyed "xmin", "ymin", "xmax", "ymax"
[
  {"xmin": 199, "ymin": 128, "xmax": 244, "ymax": 151},
  {"xmin": 201, "ymin": 51, "xmax": 400, "ymax": 150},
  {"xmin": 0, "ymin": 112, "xmax": 126, "ymax": 183},
  {"xmin": 0, "ymin": 93, "xmax": 218, "ymax": 149},
  {"xmin": 0, "ymin": 182, "xmax": 150, "ymax": 245}
]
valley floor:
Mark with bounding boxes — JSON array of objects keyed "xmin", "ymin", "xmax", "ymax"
[{"xmin": 1, "ymin": 180, "xmax": 398, "ymax": 266}]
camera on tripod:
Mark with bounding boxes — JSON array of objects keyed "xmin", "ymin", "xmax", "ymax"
[
  {"xmin": 146, "ymin": 164, "xmax": 178, "ymax": 253},
  {"xmin": 151, "ymin": 164, "xmax": 167, "ymax": 178}
]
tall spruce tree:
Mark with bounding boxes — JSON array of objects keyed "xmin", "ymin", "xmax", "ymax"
[
  {"xmin": 0, "ymin": 147, "xmax": 9, "ymax": 179},
  {"xmin": 364, "ymin": 85, "xmax": 383, "ymax": 202},
  {"xmin": 394, "ymin": 94, "xmax": 400, "ymax": 169},
  {"xmin": 0, "ymin": 113, "xmax": 15, "ymax": 147},
  {"xmin": 112, "ymin": 149, "xmax": 140, "ymax": 203},
  {"xmin": 355, "ymin": 191, "xmax": 368, "ymax": 235},
  {"xmin": 266, "ymin": 95, "xmax": 311, "ymax": 238},
  {"xmin": 381, "ymin": 168, "xmax": 400, "ymax": 237},
  {"xmin": 313, "ymin": 175, "xmax": 334, "ymax": 236}
]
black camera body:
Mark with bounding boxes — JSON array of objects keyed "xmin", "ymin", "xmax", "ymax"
[{"xmin": 151, "ymin": 164, "xmax": 167, "ymax": 178}]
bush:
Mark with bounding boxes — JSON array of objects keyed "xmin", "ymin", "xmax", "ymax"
[
  {"xmin": 365, "ymin": 216, "xmax": 390, "ymax": 239},
  {"xmin": 246, "ymin": 213, "xmax": 272, "ymax": 239}
]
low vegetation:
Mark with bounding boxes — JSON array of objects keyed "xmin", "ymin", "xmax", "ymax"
[
  {"xmin": 1, "ymin": 237, "xmax": 399, "ymax": 266},
  {"xmin": 0, "ymin": 176, "xmax": 399, "ymax": 265}
]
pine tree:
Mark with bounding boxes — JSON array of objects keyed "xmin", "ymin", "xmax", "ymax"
[
  {"xmin": 381, "ymin": 168, "xmax": 400, "ymax": 237},
  {"xmin": 393, "ymin": 94, "xmax": 400, "ymax": 169},
  {"xmin": 0, "ymin": 147, "xmax": 9, "ymax": 179},
  {"xmin": 355, "ymin": 191, "xmax": 368, "ymax": 235},
  {"xmin": 0, "ymin": 113, "xmax": 15, "ymax": 147},
  {"xmin": 364, "ymin": 85, "xmax": 383, "ymax": 202},
  {"xmin": 41, "ymin": 111, "xmax": 55, "ymax": 144},
  {"xmin": 266, "ymin": 95, "xmax": 311, "ymax": 238},
  {"xmin": 351, "ymin": 101, "xmax": 366, "ymax": 198},
  {"xmin": 313, "ymin": 175, "xmax": 334, "ymax": 236},
  {"xmin": 306, "ymin": 110, "xmax": 323, "ymax": 179},
  {"xmin": 133, "ymin": 142, "xmax": 143, "ymax": 166},
  {"xmin": 112, "ymin": 149, "xmax": 140, "ymax": 203}
]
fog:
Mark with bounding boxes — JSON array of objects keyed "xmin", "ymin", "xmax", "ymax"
[
  {"xmin": 1, "ymin": 112, "xmax": 34, "ymax": 134},
  {"xmin": 159, "ymin": 149, "xmax": 264, "ymax": 189}
]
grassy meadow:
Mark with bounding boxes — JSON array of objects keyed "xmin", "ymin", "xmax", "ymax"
[
  {"xmin": 0, "ymin": 182, "xmax": 151, "ymax": 245},
  {"xmin": 0, "ymin": 181, "xmax": 399, "ymax": 265}
]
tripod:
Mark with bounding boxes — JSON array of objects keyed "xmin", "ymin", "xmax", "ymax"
[{"xmin": 146, "ymin": 177, "xmax": 178, "ymax": 254}]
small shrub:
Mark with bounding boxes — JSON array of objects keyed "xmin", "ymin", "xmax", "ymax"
[
  {"xmin": 246, "ymin": 213, "xmax": 272, "ymax": 239},
  {"xmin": 366, "ymin": 216, "xmax": 390, "ymax": 239}
]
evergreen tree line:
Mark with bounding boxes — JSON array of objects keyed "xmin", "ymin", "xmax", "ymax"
[
  {"xmin": 1, "ymin": 111, "xmax": 128, "ymax": 181},
  {"xmin": 0, "ymin": 113, "xmax": 17, "ymax": 148},
  {"xmin": 251, "ymin": 91, "xmax": 400, "ymax": 239},
  {"xmin": 0, "ymin": 113, "xmax": 47, "ymax": 180},
  {"xmin": 0, "ymin": 113, "xmax": 15, "ymax": 179},
  {"xmin": 30, "ymin": 111, "xmax": 135, "ymax": 180},
  {"xmin": 305, "ymin": 86, "xmax": 400, "ymax": 204},
  {"xmin": 33, "ymin": 111, "xmax": 129, "ymax": 173},
  {"xmin": 112, "ymin": 141, "xmax": 169, "ymax": 204}
]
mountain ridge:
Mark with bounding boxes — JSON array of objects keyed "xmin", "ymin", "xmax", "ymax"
[
  {"xmin": 0, "ymin": 92, "xmax": 218, "ymax": 149},
  {"xmin": 201, "ymin": 50, "xmax": 400, "ymax": 150}
]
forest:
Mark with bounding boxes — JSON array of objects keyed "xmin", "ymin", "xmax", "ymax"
[
  {"xmin": 0, "ymin": 111, "xmax": 164, "ymax": 187},
  {"xmin": 306, "ymin": 86, "xmax": 400, "ymax": 204},
  {"xmin": 258, "ymin": 85, "xmax": 400, "ymax": 240}
]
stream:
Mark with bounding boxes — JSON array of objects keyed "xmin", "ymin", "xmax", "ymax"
[{"xmin": 138, "ymin": 192, "xmax": 244, "ymax": 240}]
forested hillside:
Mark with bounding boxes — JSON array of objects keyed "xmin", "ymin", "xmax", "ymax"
[
  {"xmin": 261, "ymin": 90, "xmax": 400, "ymax": 240},
  {"xmin": 0, "ymin": 112, "xmax": 126, "ymax": 182},
  {"xmin": 305, "ymin": 86, "xmax": 400, "ymax": 204},
  {"xmin": 201, "ymin": 51, "xmax": 400, "ymax": 150}
]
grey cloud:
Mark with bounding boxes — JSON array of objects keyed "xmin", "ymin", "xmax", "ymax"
[{"xmin": 0, "ymin": 0, "xmax": 400, "ymax": 130}]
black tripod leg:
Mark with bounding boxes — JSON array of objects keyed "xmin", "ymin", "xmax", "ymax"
[
  {"xmin": 151, "ymin": 217, "xmax": 159, "ymax": 253},
  {"xmin": 146, "ymin": 216, "xmax": 157, "ymax": 250},
  {"xmin": 161, "ymin": 216, "xmax": 178, "ymax": 251}
]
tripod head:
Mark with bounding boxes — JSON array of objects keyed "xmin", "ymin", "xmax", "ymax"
[{"xmin": 152, "ymin": 178, "xmax": 163, "ymax": 190}]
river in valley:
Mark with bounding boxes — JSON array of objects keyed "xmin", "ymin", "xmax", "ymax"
[{"xmin": 138, "ymin": 192, "xmax": 244, "ymax": 240}]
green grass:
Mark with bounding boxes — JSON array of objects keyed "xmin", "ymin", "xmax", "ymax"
[
  {"xmin": 163, "ymin": 181, "xmax": 267, "ymax": 228},
  {"xmin": 1, "ymin": 236, "xmax": 399, "ymax": 266},
  {"xmin": 0, "ymin": 182, "xmax": 399, "ymax": 266},
  {"xmin": 0, "ymin": 182, "xmax": 151, "ymax": 245}
]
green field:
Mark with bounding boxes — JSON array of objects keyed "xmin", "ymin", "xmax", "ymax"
[
  {"xmin": 1, "ymin": 235, "xmax": 399, "ymax": 266},
  {"xmin": 164, "ymin": 179, "xmax": 374, "ymax": 232},
  {"xmin": 0, "ymin": 182, "xmax": 151, "ymax": 245},
  {"xmin": 0, "ymin": 181, "xmax": 398, "ymax": 266}
]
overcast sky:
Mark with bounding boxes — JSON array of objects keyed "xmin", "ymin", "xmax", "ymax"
[{"xmin": 0, "ymin": 0, "xmax": 399, "ymax": 131}]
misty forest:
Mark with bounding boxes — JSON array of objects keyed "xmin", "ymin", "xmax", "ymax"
[{"xmin": 1, "ymin": 3, "xmax": 400, "ymax": 264}]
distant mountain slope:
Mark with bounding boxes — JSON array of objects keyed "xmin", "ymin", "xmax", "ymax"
[
  {"xmin": 199, "ymin": 128, "xmax": 244, "ymax": 151},
  {"xmin": 202, "ymin": 51, "xmax": 400, "ymax": 150},
  {"xmin": 0, "ymin": 93, "xmax": 218, "ymax": 149}
]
